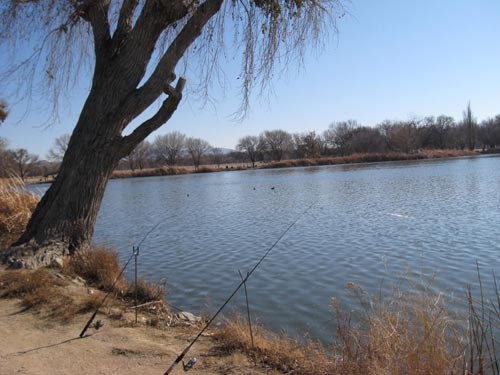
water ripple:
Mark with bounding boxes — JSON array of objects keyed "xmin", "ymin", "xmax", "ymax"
[{"xmin": 85, "ymin": 156, "xmax": 500, "ymax": 343}]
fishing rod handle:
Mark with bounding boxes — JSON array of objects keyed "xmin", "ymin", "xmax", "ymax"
[
  {"xmin": 164, "ymin": 352, "xmax": 185, "ymax": 375},
  {"xmin": 79, "ymin": 310, "xmax": 98, "ymax": 338}
]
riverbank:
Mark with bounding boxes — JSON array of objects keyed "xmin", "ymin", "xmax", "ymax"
[
  {"xmin": 1, "ymin": 262, "xmax": 497, "ymax": 375},
  {"xmin": 22, "ymin": 149, "xmax": 484, "ymax": 185},
  {"xmin": 0, "ymin": 269, "xmax": 267, "ymax": 375},
  {"xmin": 110, "ymin": 149, "xmax": 480, "ymax": 179}
]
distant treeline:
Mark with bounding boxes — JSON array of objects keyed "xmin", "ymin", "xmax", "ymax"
[
  {"xmin": 2, "ymin": 105, "xmax": 500, "ymax": 179},
  {"xmin": 115, "ymin": 107, "xmax": 498, "ymax": 171}
]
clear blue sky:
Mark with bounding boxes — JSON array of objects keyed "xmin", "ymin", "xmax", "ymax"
[{"xmin": 1, "ymin": 0, "xmax": 500, "ymax": 158}]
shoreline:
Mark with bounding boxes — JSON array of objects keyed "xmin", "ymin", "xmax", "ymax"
[{"xmin": 25, "ymin": 149, "xmax": 493, "ymax": 185}]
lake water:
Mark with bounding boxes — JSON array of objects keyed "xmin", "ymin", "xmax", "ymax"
[{"xmin": 34, "ymin": 155, "xmax": 500, "ymax": 342}]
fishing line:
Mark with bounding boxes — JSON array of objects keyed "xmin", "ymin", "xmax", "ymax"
[{"xmin": 163, "ymin": 202, "xmax": 316, "ymax": 374}]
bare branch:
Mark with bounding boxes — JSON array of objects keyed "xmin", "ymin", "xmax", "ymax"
[
  {"xmin": 78, "ymin": 0, "xmax": 112, "ymax": 59},
  {"xmin": 108, "ymin": 0, "xmax": 189, "ymax": 96},
  {"xmin": 119, "ymin": 77, "xmax": 187, "ymax": 155},
  {"xmin": 113, "ymin": 0, "xmax": 139, "ymax": 43},
  {"xmin": 119, "ymin": 0, "xmax": 223, "ymax": 128}
]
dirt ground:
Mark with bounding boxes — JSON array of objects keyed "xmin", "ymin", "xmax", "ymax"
[{"xmin": 0, "ymin": 298, "xmax": 273, "ymax": 375}]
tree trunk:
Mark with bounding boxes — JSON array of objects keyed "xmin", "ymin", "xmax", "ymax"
[{"xmin": 3, "ymin": 91, "xmax": 123, "ymax": 268}]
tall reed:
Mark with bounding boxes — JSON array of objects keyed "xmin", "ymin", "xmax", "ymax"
[
  {"xmin": 218, "ymin": 278, "xmax": 500, "ymax": 375},
  {"xmin": 0, "ymin": 177, "xmax": 39, "ymax": 249}
]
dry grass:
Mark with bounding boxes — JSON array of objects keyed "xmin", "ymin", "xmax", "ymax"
[
  {"xmin": 112, "ymin": 166, "xmax": 189, "ymax": 179},
  {"xmin": 421, "ymin": 149, "xmax": 477, "ymax": 158},
  {"xmin": 66, "ymin": 246, "xmax": 127, "ymax": 293},
  {"xmin": 0, "ymin": 177, "xmax": 40, "ymax": 249},
  {"xmin": 0, "ymin": 268, "xmax": 55, "ymax": 298},
  {"xmin": 218, "ymin": 314, "xmax": 332, "ymax": 375},
  {"xmin": 262, "ymin": 150, "xmax": 479, "ymax": 170},
  {"xmin": 124, "ymin": 278, "xmax": 167, "ymax": 304},
  {"xmin": 217, "ymin": 281, "xmax": 499, "ymax": 375},
  {"xmin": 333, "ymin": 283, "xmax": 465, "ymax": 375},
  {"xmin": 66, "ymin": 246, "xmax": 167, "ymax": 305},
  {"xmin": 0, "ymin": 245, "xmax": 170, "ymax": 325},
  {"xmin": 0, "ymin": 267, "xmax": 102, "ymax": 322}
]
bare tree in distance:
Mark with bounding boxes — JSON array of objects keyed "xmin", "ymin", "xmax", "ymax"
[
  {"xmin": 478, "ymin": 115, "xmax": 500, "ymax": 149},
  {"xmin": 10, "ymin": 149, "xmax": 39, "ymax": 182},
  {"xmin": 323, "ymin": 120, "xmax": 358, "ymax": 155},
  {"xmin": 463, "ymin": 102, "xmax": 476, "ymax": 151},
  {"xmin": 347, "ymin": 126, "xmax": 387, "ymax": 154},
  {"xmin": 260, "ymin": 130, "xmax": 293, "ymax": 161},
  {"xmin": 128, "ymin": 141, "xmax": 151, "ymax": 170},
  {"xmin": 154, "ymin": 132, "xmax": 186, "ymax": 166},
  {"xmin": 210, "ymin": 147, "xmax": 225, "ymax": 168},
  {"xmin": 236, "ymin": 135, "xmax": 260, "ymax": 167},
  {"xmin": 379, "ymin": 119, "xmax": 421, "ymax": 154},
  {"xmin": 293, "ymin": 131, "xmax": 322, "ymax": 159},
  {"xmin": 186, "ymin": 137, "xmax": 211, "ymax": 170},
  {"xmin": 0, "ymin": 0, "xmax": 344, "ymax": 266},
  {"xmin": 47, "ymin": 134, "xmax": 70, "ymax": 162}
]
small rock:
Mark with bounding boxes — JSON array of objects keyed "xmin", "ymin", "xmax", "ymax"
[
  {"xmin": 9, "ymin": 258, "xmax": 24, "ymax": 269},
  {"xmin": 176, "ymin": 311, "xmax": 201, "ymax": 324},
  {"xmin": 50, "ymin": 257, "xmax": 64, "ymax": 268}
]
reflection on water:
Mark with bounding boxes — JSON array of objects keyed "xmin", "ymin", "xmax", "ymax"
[{"xmin": 32, "ymin": 156, "xmax": 500, "ymax": 343}]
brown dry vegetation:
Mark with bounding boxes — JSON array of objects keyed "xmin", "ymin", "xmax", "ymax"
[
  {"xmin": 261, "ymin": 149, "xmax": 478, "ymax": 170},
  {"xmin": 64, "ymin": 246, "xmax": 169, "ymax": 308},
  {"xmin": 218, "ymin": 282, "xmax": 500, "ymax": 375},
  {"xmin": 65, "ymin": 246, "xmax": 128, "ymax": 292},
  {"xmin": 0, "ymin": 267, "xmax": 102, "ymax": 323},
  {"xmin": 34, "ymin": 150, "xmax": 480, "ymax": 184},
  {"xmin": 112, "ymin": 166, "xmax": 189, "ymax": 179},
  {"xmin": 0, "ymin": 177, "xmax": 40, "ymax": 248},
  {"xmin": 0, "ymin": 247, "xmax": 170, "ymax": 326},
  {"xmin": 111, "ymin": 149, "xmax": 478, "ymax": 180}
]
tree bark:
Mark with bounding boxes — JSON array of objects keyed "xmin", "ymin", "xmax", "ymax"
[{"xmin": 2, "ymin": 84, "xmax": 124, "ymax": 268}]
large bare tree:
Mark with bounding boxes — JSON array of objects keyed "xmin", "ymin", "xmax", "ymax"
[{"xmin": 1, "ymin": 0, "xmax": 343, "ymax": 267}]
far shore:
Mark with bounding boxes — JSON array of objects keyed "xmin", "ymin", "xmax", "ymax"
[{"xmin": 25, "ymin": 148, "xmax": 498, "ymax": 185}]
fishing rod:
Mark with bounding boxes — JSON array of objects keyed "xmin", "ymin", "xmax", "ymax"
[
  {"xmin": 163, "ymin": 203, "xmax": 315, "ymax": 374},
  {"xmin": 79, "ymin": 219, "xmax": 167, "ymax": 338}
]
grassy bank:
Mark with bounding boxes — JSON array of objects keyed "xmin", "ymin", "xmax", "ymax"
[
  {"xmin": 24, "ymin": 149, "xmax": 482, "ymax": 184},
  {"xmin": 2, "ymin": 254, "xmax": 498, "ymax": 374},
  {"xmin": 111, "ymin": 164, "xmax": 249, "ymax": 179},
  {"xmin": 110, "ymin": 149, "xmax": 479, "ymax": 180},
  {"xmin": 0, "ymin": 246, "xmax": 169, "ymax": 325},
  {"xmin": 260, "ymin": 149, "xmax": 478, "ymax": 169}
]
